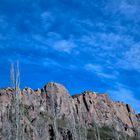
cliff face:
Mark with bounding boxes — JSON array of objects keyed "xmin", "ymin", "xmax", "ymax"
[{"xmin": 0, "ymin": 82, "xmax": 139, "ymax": 140}]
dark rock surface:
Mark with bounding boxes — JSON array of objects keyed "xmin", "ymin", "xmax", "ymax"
[{"xmin": 0, "ymin": 82, "xmax": 139, "ymax": 140}]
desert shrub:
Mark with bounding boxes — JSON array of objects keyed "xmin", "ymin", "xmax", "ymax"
[{"xmin": 56, "ymin": 117, "xmax": 67, "ymax": 128}]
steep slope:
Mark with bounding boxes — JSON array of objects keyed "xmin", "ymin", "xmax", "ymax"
[{"xmin": 0, "ymin": 82, "xmax": 139, "ymax": 140}]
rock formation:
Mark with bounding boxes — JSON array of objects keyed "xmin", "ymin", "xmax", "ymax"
[{"xmin": 0, "ymin": 82, "xmax": 139, "ymax": 140}]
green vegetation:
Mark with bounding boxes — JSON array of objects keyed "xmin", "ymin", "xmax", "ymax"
[
  {"xmin": 87, "ymin": 126, "xmax": 138, "ymax": 140},
  {"xmin": 56, "ymin": 117, "xmax": 67, "ymax": 128}
]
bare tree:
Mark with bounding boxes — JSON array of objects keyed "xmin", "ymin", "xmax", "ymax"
[
  {"xmin": 10, "ymin": 63, "xmax": 15, "ymax": 88},
  {"xmin": 96, "ymin": 124, "xmax": 100, "ymax": 140},
  {"xmin": 6, "ymin": 63, "xmax": 16, "ymax": 140},
  {"xmin": 10, "ymin": 61, "xmax": 21, "ymax": 140}
]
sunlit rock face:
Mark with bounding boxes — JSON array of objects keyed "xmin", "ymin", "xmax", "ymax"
[{"xmin": 0, "ymin": 82, "xmax": 139, "ymax": 140}]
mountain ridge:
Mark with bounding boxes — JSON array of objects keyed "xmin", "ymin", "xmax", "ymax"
[{"xmin": 0, "ymin": 82, "xmax": 139, "ymax": 140}]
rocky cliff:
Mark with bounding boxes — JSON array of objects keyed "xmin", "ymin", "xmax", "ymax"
[{"xmin": 0, "ymin": 82, "xmax": 139, "ymax": 140}]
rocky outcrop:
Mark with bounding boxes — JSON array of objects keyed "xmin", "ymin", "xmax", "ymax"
[
  {"xmin": 73, "ymin": 91, "xmax": 140, "ymax": 138},
  {"xmin": 0, "ymin": 82, "xmax": 139, "ymax": 140}
]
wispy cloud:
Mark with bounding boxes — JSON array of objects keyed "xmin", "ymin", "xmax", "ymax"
[
  {"xmin": 118, "ymin": 45, "xmax": 140, "ymax": 71},
  {"xmin": 85, "ymin": 64, "xmax": 118, "ymax": 79},
  {"xmin": 32, "ymin": 32, "xmax": 77, "ymax": 53},
  {"xmin": 119, "ymin": 1, "xmax": 140, "ymax": 21},
  {"xmin": 53, "ymin": 39, "xmax": 76, "ymax": 53}
]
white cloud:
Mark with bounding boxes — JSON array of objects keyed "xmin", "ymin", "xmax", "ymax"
[
  {"xmin": 0, "ymin": 16, "xmax": 8, "ymax": 30},
  {"xmin": 40, "ymin": 12, "xmax": 55, "ymax": 29},
  {"xmin": 118, "ymin": 45, "xmax": 140, "ymax": 71},
  {"xmin": 43, "ymin": 58, "xmax": 61, "ymax": 67},
  {"xmin": 104, "ymin": 0, "xmax": 140, "ymax": 21},
  {"xmin": 80, "ymin": 32, "xmax": 134, "ymax": 51},
  {"xmin": 97, "ymin": 72, "xmax": 117, "ymax": 79},
  {"xmin": 79, "ymin": 28, "xmax": 140, "ymax": 73},
  {"xmin": 32, "ymin": 32, "xmax": 77, "ymax": 53},
  {"xmin": 53, "ymin": 39, "xmax": 76, "ymax": 53},
  {"xmin": 84, "ymin": 64, "xmax": 102, "ymax": 72},
  {"xmin": 119, "ymin": 1, "xmax": 140, "ymax": 21},
  {"xmin": 85, "ymin": 64, "xmax": 117, "ymax": 79}
]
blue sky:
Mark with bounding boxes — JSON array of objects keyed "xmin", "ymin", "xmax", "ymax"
[{"xmin": 0, "ymin": 0, "xmax": 140, "ymax": 112}]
